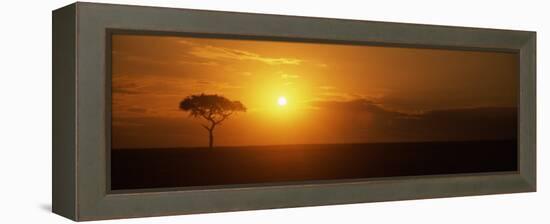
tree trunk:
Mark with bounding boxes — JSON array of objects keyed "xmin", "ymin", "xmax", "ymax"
[{"xmin": 208, "ymin": 129, "xmax": 214, "ymax": 149}]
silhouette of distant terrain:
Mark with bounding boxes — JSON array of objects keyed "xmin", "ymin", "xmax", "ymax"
[{"xmin": 111, "ymin": 140, "xmax": 517, "ymax": 190}]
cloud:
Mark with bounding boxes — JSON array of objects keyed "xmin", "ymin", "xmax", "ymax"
[
  {"xmin": 127, "ymin": 107, "xmax": 149, "ymax": 113},
  {"xmin": 312, "ymin": 99, "xmax": 517, "ymax": 142},
  {"xmin": 196, "ymin": 80, "xmax": 211, "ymax": 85},
  {"xmin": 316, "ymin": 63, "xmax": 329, "ymax": 68},
  {"xmin": 314, "ymin": 92, "xmax": 367, "ymax": 102},
  {"xmin": 316, "ymin": 86, "xmax": 380, "ymax": 102},
  {"xmin": 113, "ymin": 51, "xmax": 171, "ymax": 66},
  {"xmin": 178, "ymin": 40, "xmax": 199, "ymax": 46},
  {"xmin": 313, "ymin": 99, "xmax": 405, "ymax": 118},
  {"xmin": 193, "ymin": 80, "xmax": 242, "ymax": 90},
  {"xmin": 112, "ymin": 80, "xmax": 144, "ymax": 95},
  {"xmin": 280, "ymin": 73, "xmax": 300, "ymax": 79},
  {"xmin": 189, "ymin": 45, "xmax": 302, "ymax": 65},
  {"xmin": 178, "ymin": 60, "xmax": 219, "ymax": 67},
  {"xmin": 319, "ymin": 86, "xmax": 336, "ymax": 90}
]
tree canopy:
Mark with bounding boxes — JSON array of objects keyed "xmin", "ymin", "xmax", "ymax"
[{"xmin": 179, "ymin": 94, "xmax": 246, "ymax": 148}]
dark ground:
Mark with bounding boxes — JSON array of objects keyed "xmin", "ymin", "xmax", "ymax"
[{"xmin": 111, "ymin": 140, "xmax": 517, "ymax": 190}]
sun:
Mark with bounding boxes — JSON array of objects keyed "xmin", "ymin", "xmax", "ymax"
[{"xmin": 277, "ymin": 96, "xmax": 287, "ymax": 106}]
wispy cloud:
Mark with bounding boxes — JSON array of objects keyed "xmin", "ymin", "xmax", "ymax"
[
  {"xmin": 194, "ymin": 79, "xmax": 243, "ymax": 90},
  {"xmin": 316, "ymin": 63, "xmax": 329, "ymax": 68},
  {"xmin": 179, "ymin": 60, "xmax": 219, "ymax": 67},
  {"xmin": 189, "ymin": 45, "xmax": 302, "ymax": 65},
  {"xmin": 280, "ymin": 73, "xmax": 300, "ymax": 79},
  {"xmin": 319, "ymin": 86, "xmax": 336, "ymax": 90}
]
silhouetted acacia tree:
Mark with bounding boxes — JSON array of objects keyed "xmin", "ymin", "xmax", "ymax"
[{"xmin": 179, "ymin": 94, "xmax": 246, "ymax": 148}]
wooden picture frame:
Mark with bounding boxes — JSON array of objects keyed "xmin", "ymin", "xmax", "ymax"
[{"xmin": 53, "ymin": 2, "xmax": 536, "ymax": 221}]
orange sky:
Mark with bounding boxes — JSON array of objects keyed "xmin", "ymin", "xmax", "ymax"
[{"xmin": 111, "ymin": 34, "xmax": 518, "ymax": 149}]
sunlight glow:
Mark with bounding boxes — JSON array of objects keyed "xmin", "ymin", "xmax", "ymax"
[{"xmin": 277, "ymin": 96, "xmax": 287, "ymax": 106}]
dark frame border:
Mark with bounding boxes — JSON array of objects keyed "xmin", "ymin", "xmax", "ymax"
[{"xmin": 53, "ymin": 2, "xmax": 536, "ymax": 221}]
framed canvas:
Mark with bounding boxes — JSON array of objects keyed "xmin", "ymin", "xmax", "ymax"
[{"xmin": 52, "ymin": 2, "xmax": 536, "ymax": 221}]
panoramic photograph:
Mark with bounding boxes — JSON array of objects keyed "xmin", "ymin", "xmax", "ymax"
[{"xmin": 110, "ymin": 34, "xmax": 518, "ymax": 190}]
